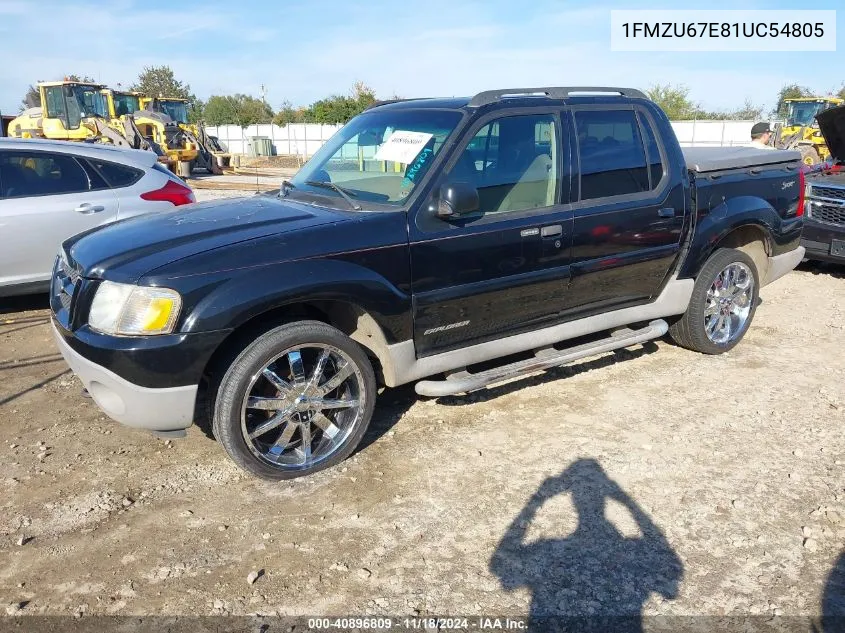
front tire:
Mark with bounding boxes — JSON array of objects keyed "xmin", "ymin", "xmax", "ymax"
[
  {"xmin": 800, "ymin": 146, "xmax": 821, "ymax": 167},
  {"xmin": 669, "ymin": 248, "xmax": 759, "ymax": 354},
  {"xmin": 212, "ymin": 321, "xmax": 376, "ymax": 480}
]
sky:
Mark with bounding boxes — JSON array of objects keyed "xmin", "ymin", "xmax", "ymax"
[{"xmin": 0, "ymin": 0, "xmax": 842, "ymax": 117}]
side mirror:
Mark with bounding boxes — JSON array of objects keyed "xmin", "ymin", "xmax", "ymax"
[{"xmin": 437, "ymin": 182, "xmax": 479, "ymax": 218}]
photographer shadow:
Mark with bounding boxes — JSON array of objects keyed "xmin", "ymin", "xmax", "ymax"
[{"xmin": 490, "ymin": 459, "xmax": 683, "ymax": 632}]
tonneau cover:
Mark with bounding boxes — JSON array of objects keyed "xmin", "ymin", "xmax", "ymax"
[{"xmin": 683, "ymin": 146, "xmax": 800, "ymax": 173}]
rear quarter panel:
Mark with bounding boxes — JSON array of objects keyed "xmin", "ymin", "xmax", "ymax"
[
  {"xmin": 116, "ymin": 167, "xmax": 176, "ymax": 218},
  {"xmin": 678, "ymin": 165, "xmax": 803, "ymax": 279}
]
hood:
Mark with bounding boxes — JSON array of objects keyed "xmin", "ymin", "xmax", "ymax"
[
  {"xmin": 817, "ymin": 105, "xmax": 845, "ymax": 163},
  {"xmin": 66, "ymin": 196, "xmax": 352, "ymax": 283}
]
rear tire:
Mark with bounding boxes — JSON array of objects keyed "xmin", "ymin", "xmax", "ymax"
[
  {"xmin": 212, "ymin": 321, "xmax": 376, "ymax": 480},
  {"xmin": 669, "ymin": 248, "xmax": 759, "ymax": 355}
]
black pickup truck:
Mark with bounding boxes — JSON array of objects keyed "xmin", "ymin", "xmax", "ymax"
[
  {"xmin": 51, "ymin": 87, "xmax": 805, "ymax": 480},
  {"xmin": 802, "ymin": 104, "xmax": 845, "ymax": 262}
]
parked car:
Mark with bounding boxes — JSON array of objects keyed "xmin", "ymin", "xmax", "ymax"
[
  {"xmin": 802, "ymin": 105, "xmax": 845, "ymax": 263},
  {"xmin": 51, "ymin": 87, "xmax": 805, "ymax": 480},
  {"xmin": 0, "ymin": 138, "xmax": 195, "ymax": 296}
]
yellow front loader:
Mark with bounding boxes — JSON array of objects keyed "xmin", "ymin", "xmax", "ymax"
[
  {"xmin": 8, "ymin": 80, "xmax": 148, "ymax": 152},
  {"xmin": 9, "ymin": 80, "xmax": 111, "ymax": 141},
  {"xmin": 775, "ymin": 96, "xmax": 844, "ymax": 165},
  {"xmin": 140, "ymin": 97, "xmax": 227, "ymax": 174},
  {"xmin": 134, "ymin": 96, "xmax": 200, "ymax": 176}
]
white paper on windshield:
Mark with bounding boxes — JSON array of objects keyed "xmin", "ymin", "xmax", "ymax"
[{"xmin": 374, "ymin": 131, "xmax": 433, "ymax": 164}]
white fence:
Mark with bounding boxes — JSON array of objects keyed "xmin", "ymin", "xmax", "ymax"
[
  {"xmin": 206, "ymin": 119, "xmax": 772, "ymax": 159},
  {"xmin": 670, "ymin": 120, "xmax": 768, "ymax": 148},
  {"xmin": 205, "ymin": 123, "xmax": 342, "ymax": 158}
]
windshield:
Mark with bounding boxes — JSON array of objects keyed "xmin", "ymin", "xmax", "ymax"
[
  {"xmin": 786, "ymin": 101, "xmax": 825, "ymax": 127},
  {"xmin": 70, "ymin": 85, "xmax": 107, "ymax": 119},
  {"xmin": 290, "ymin": 108, "xmax": 462, "ymax": 208},
  {"xmin": 155, "ymin": 100, "xmax": 189, "ymax": 124},
  {"xmin": 113, "ymin": 93, "xmax": 140, "ymax": 117}
]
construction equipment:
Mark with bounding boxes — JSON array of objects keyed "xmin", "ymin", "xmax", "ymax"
[
  {"xmin": 9, "ymin": 80, "xmax": 110, "ymax": 141},
  {"xmin": 774, "ymin": 96, "xmax": 845, "ymax": 166},
  {"xmin": 9, "ymin": 81, "xmax": 138, "ymax": 148},
  {"xmin": 99, "ymin": 88, "xmax": 174, "ymax": 167},
  {"xmin": 141, "ymin": 97, "xmax": 227, "ymax": 174},
  {"xmin": 134, "ymin": 96, "xmax": 199, "ymax": 177}
]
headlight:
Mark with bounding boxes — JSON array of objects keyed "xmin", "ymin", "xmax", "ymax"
[{"xmin": 89, "ymin": 281, "xmax": 182, "ymax": 336}]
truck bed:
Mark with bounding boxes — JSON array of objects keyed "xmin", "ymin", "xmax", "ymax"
[{"xmin": 683, "ymin": 146, "xmax": 801, "ymax": 173}]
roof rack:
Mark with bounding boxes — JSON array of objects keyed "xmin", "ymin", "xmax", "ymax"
[
  {"xmin": 467, "ymin": 87, "xmax": 647, "ymax": 108},
  {"xmin": 364, "ymin": 98, "xmax": 426, "ymax": 111}
]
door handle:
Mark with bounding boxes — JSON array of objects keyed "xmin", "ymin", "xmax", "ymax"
[
  {"xmin": 75, "ymin": 203, "xmax": 105, "ymax": 214},
  {"xmin": 657, "ymin": 207, "xmax": 675, "ymax": 218},
  {"xmin": 541, "ymin": 224, "xmax": 563, "ymax": 238}
]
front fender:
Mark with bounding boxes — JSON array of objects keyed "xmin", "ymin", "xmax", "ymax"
[
  {"xmin": 678, "ymin": 195, "xmax": 802, "ymax": 279},
  {"xmin": 172, "ymin": 258, "xmax": 412, "ymax": 343}
]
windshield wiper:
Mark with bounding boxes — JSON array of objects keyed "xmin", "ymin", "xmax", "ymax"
[{"xmin": 304, "ymin": 180, "xmax": 362, "ymax": 210}]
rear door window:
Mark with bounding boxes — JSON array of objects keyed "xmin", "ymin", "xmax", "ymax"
[
  {"xmin": 0, "ymin": 151, "xmax": 90, "ymax": 199},
  {"xmin": 638, "ymin": 113, "xmax": 665, "ymax": 189},
  {"xmin": 85, "ymin": 158, "xmax": 143, "ymax": 188},
  {"xmin": 574, "ymin": 110, "xmax": 649, "ymax": 201}
]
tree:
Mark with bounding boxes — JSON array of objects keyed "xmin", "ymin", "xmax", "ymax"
[
  {"xmin": 837, "ymin": 83, "xmax": 845, "ymax": 102},
  {"xmin": 645, "ymin": 83, "xmax": 699, "ymax": 120},
  {"xmin": 773, "ymin": 84, "xmax": 813, "ymax": 117},
  {"xmin": 273, "ymin": 100, "xmax": 308, "ymax": 126},
  {"xmin": 129, "ymin": 65, "xmax": 204, "ymax": 121},
  {"xmin": 20, "ymin": 74, "xmax": 96, "ymax": 111},
  {"xmin": 728, "ymin": 99, "xmax": 764, "ymax": 121},
  {"xmin": 698, "ymin": 99, "xmax": 764, "ymax": 121},
  {"xmin": 131, "ymin": 65, "xmax": 191, "ymax": 100},
  {"xmin": 202, "ymin": 94, "xmax": 274, "ymax": 127}
]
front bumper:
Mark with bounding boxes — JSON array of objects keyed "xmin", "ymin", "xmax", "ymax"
[
  {"xmin": 801, "ymin": 218, "xmax": 845, "ymax": 263},
  {"xmin": 52, "ymin": 322, "xmax": 197, "ymax": 432}
]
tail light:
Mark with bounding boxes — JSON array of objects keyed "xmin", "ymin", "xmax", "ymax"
[
  {"xmin": 796, "ymin": 167, "xmax": 806, "ymax": 217},
  {"xmin": 140, "ymin": 179, "xmax": 195, "ymax": 207}
]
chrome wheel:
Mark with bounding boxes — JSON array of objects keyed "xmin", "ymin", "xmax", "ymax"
[
  {"xmin": 704, "ymin": 262, "xmax": 754, "ymax": 345},
  {"xmin": 241, "ymin": 344, "xmax": 365, "ymax": 470}
]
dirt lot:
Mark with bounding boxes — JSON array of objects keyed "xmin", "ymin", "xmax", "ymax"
[{"xmin": 1, "ymin": 190, "xmax": 844, "ymax": 624}]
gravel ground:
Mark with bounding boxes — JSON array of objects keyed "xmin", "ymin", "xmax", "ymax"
[{"xmin": 1, "ymin": 191, "xmax": 844, "ymax": 624}]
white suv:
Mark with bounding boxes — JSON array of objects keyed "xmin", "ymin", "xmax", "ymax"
[{"xmin": 0, "ymin": 138, "xmax": 195, "ymax": 296}]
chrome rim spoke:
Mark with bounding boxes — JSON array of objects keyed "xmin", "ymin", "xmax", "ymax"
[
  {"xmin": 316, "ymin": 363, "xmax": 354, "ymax": 396},
  {"xmin": 240, "ymin": 343, "xmax": 364, "ymax": 471},
  {"xmin": 247, "ymin": 396, "xmax": 289, "ymax": 411},
  {"xmin": 312, "ymin": 412, "xmax": 341, "ymax": 441},
  {"xmin": 307, "ymin": 349, "xmax": 331, "ymax": 391},
  {"xmin": 271, "ymin": 420, "xmax": 298, "ymax": 451},
  {"xmin": 311, "ymin": 397, "xmax": 359, "ymax": 410},
  {"xmin": 704, "ymin": 261, "xmax": 754, "ymax": 345},
  {"xmin": 249, "ymin": 409, "xmax": 294, "ymax": 439},
  {"xmin": 298, "ymin": 422, "xmax": 312, "ymax": 464},
  {"xmin": 261, "ymin": 368, "xmax": 293, "ymax": 396},
  {"xmin": 288, "ymin": 350, "xmax": 307, "ymax": 386}
]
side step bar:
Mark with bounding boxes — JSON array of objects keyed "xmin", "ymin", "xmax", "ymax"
[{"xmin": 414, "ymin": 319, "xmax": 669, "ymax": 397}]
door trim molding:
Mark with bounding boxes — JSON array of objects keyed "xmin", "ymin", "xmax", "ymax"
[{"xmin": 382, "ymin": 274, "xmax": 693, "ymax": 387}]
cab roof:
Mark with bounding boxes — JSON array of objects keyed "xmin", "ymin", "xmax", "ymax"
[{"xmin": 39, "ymin": 81, "xmax": 104, "ymax": 89}]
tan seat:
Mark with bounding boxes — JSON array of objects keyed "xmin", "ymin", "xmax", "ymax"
[{"xmin": 497, "ymin": 154, "xmax": 554, "ymax": 213}]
